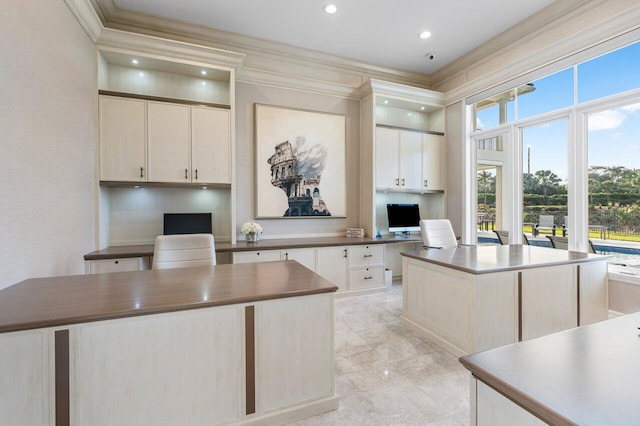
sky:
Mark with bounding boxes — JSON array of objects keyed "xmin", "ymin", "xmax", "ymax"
[{"xmin": 476, "ymin": 40, "xmax": 640, "ymax": 181}]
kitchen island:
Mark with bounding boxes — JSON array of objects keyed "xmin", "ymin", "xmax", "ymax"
[
  {"xmin": 460, "ymin": 311, "xmax": 640, "ymax": 425},
  {"xmin": 401, "ymin": 245, "xmax": 609, "ymax": 356},
  {"xmin": 0, "ymin": 261, "xmax": 338, "ymax": 426}
]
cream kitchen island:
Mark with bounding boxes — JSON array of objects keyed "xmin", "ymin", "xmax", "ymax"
[
  {"xmin": 0, "ymin": 261, "xmax": 338, "ymax": 426},
  {"xmin": 401, "ymin": 245, "xmax": 609, "ymax": 356}
]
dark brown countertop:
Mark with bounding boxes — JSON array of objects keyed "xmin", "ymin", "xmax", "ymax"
[
  {"xmin": 84, "ymin": 235, "xmax": 423, "ymax": 260},
  {"xmin": 460, "ymin": 312, "xmax": 640, "ymax": 425},
  {"xmin": 401, "ymin": 244, "xmax": 607, "ymax": 274},
  {"xmin": 0, "ymin": 261, "xmax": 338, "ymax": 333}
]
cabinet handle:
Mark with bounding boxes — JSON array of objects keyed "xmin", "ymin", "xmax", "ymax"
[
  {"xmin": 257, "ymin": 252, "xmax": 260, "ymax": 255},
  {"xmin": 364, "ymin": 254, "xmax": 373, "ymax": 258},
  {"xmin": 195, "ymin": 169, "xmax": 198, "ymax": 180},
  {"xmin": 424, "ymin": 179, "xmax": 428, "ymax": 187},
  {"xmin": 395, "ymin": 178, "xmax": 399, "ymax": 186},
  {"xmin": 114, "ymin": 260, "xmax": 119, "ymax": 264},
  {"xmin": 285, "ymin": 252, "xmax": 289, "ymax": 260},
  {"xmin": 140, "ymin": 167, "xmax": 144, "ymax": 178},
  {"xmin": 343, "ymin": 249, "xmax": 347, "ymax": 258},
  {"xmin": 185, "ymin": 169, "xmax": 188, "ymax": 180},
  {"xmin": 364, "ymin": 276, "xmax": 373, "ymax": 280},
  {"xmin": 401, "ymin": 178, "xmax": 405, "ymax": 186}
]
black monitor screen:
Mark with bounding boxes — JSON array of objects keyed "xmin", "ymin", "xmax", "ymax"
[
  {"xmin": 387, "ymin": 204, "xmax": 420, "ymax": 230},
  {"xmin": 163, "ymin": 213, "xmax": 212, "ymax": 235}
]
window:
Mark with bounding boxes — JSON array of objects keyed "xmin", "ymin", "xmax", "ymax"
[
  {"xmin": 518, "ymin": 69, "xmax": 574, "ymax": 119},
  {"xmin": 474, "ymin": 89, "xmax": 515, "ymax": 131}
]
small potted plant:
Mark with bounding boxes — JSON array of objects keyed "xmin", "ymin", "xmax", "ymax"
[{"xmin": 241, "ymin": 222, "xmax": 263, "ymax": 243}]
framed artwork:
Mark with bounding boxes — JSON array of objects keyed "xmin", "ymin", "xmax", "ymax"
[{"xmin": 254, "ymin": 104, "xmax": 346, "ymax": 218}]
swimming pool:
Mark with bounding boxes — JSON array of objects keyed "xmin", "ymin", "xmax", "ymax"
[{"xmin": 478, "ymin": 236, "xmax": 640, "ymax": 265}]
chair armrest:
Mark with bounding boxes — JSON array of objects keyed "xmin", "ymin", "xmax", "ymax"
[{"xmin": 423, "ymin": 245, "xmax": 444, "ymax": 249}]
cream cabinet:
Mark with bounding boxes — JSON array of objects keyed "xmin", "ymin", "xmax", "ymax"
[
  {"xmin": 148, "ymin": 101, "xmax": 191, "ymax": 183},
  {"xmin": 422, "ymin": 134, "xmax": 444, "ymax": 191},
  {"xmin": 280, "ymin": 248, "xmax": 317, "ymax": 271},
  {"xmin": 191, "ymin": 106, "xmax": 231, "ymax": 184},
  {"xmin": 233, "ymin": 244, "xmax": 386, "ymax": 294},
  {"xmin": 375, "ymin": 126, "xmax": 445, "ymax": 192},
  {"xmin": 316, "ymin": 246, "xmax": 349, "ymax": 291},
  {"xmin": 99, "ymin": 94, "xmax": 231, "ymax": 185},
  {"xmin": 85, "ymin": 257, "xmax": 150, "ymax": 274},
  {"xmin": 375, "ymin": 127, "xmax": 422, "ymax": 190},
  {"xmin": 99, "ymin": 96, "xmax": 147, "ymax": 181}
]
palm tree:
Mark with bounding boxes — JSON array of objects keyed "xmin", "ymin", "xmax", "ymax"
[
  {"xmin": 477, "ymin": 171, "xmax": 494, "ymax": 204},
  {"xmin": 534, "ymin": 170, "xmax": 561, "ymax": 204}
]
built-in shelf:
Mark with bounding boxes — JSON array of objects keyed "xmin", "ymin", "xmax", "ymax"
[
  {"xmin": 99, "ymin": 181, "xmax": 231, "ymax": 189},
  {"xmin": 376, "ymin": 124, "xmax": 444, "ymax": 137},
  {"xmin": 98, "ymin": 90, "xmax": 231, "ymax": 110}
]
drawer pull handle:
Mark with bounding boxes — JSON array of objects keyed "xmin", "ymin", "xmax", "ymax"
[
  {"xmin": 364, "ymin": 276, "xmax": 373, "ymax": 280},
  {"xmin": 364, "ymin": 254, "xmax": 373, "ymax": 258}
]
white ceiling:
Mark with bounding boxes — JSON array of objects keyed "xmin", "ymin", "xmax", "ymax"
[{"xmin": 113, "ymin": 0, "xmax": 557, "ymax": 75}]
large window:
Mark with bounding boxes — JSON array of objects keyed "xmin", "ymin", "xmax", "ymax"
[
  {"xmin": 587, "ymin": 102, "xmax": 640, "ymax": 260},
  {"xmin": 470, "ymin": 38, "xmax": 640, "ymax": 257}
]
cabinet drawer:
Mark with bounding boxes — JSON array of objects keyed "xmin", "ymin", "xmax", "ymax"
[
  {"xmin": 349, "ymin": 267, "xmax": 384, "ymax": 290},
  {"xmin": 233, "ymin": 250, "xmax": 281, "ymax": 264},
  {"xmin": 349, "ymin": 245, "xmax": 384, "ymax": 267},
  {"xmin": 90, "ymin": 258, "xmax": 144, "ymax": 274}
]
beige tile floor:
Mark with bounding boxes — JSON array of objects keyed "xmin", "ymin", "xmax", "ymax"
[{"xmin": 289, "ymin": 283, "xmax": 470, "ymax": 426}]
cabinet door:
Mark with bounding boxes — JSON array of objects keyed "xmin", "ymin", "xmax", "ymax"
[
  {"xmin": 148, "ymin": 101, "xmax": 191, "ymax": 183},
  {"xmin": 99, "ymin": 96, "xmax": 146, "ymax": 181},
  {"xmin": 281, "ymin": 248, "xmax": 317, "ymax": 271},
  {"xmin": 191, "ymin": 106, "xmax": 231, "ymax": 184},
  {"xmin": 422, "ymin": 134, "xmax": 444, "ymax": 191},
  {"xmin": 375, "ymin": 127, "xmax": 400, "ymax": 189},
  {"xmin": 316, "ymin": 246, "xmax": 349, "ymax": 291},
  {"xmin": 398, "ymin": 130, "xmax": 423, "ymax": 189}
]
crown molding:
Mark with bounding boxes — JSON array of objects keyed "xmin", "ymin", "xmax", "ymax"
[
  {"xmin": 438, "ymin": 0, "xmax": 640, "ymax": 104},
  {"xmin": 90, "ymin": 0, "xmax": 432, "ymax": 93},
  {"xmin": 97, "ymin": 28, "xmax": 246, "ymax": 70},
  {"xmin": 366, "ymin": 79, "xmax": 445, "ymax": 106},
  {"xmin": 64, "ymin": 0, "xmax": 105, "ymax": 42}
]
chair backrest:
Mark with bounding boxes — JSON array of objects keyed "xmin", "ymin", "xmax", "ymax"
[
  {"xmin": 152, "ymin": 233, "xmax": 216, "ymax": 270},
  {"xmin": 546, "ymin": 235, "xmax": 569, "ymax": 250},
  {"xmin": 494, "ymin": 230, "xmax": 510, "ymax": 245},
  {"xmin": 588, "ymin": 240, "xmax": 597, "ymax": 254},
  {"xmin": 538, "ymin": 215, "xmax": 555, "ymax": 227},
  {"xmin": 420, "ymin": 219, "xmax": 458, "ymax": 249},
  {"xmin": 522, "ymin": 234, "xmax": 530, "ymax": 245}
]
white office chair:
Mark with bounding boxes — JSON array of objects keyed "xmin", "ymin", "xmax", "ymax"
[
  {"xmin": 420, "ymin": 219, "xmax": 459, "ymax": 249},
  {"xmin": 152, "ymin": 233, "xmax": 216, "ymax": 270}
]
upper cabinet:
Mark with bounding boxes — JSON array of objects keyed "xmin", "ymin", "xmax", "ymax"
[
  {"xmin": 99, "ymin": 96, "xmax": 147, "ymax": 181},
  {"xmin": 99, "ymin": 95, "xmax": 232, "ymax": 186},
  {"xmin": 191, "ymin": 106, "xmax": 231, "ymax": 184},
  {"xmin": 375, "ymin": 127, "xmax": 431, "ymax": 191},
  {"xmin": 422, "ymin": 133, "xmax": 444, "ymax": 191}
]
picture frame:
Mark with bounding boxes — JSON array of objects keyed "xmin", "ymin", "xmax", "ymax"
[{"xmin": 254, "ymin": 103, "xmax": 346, "ymax": 219}]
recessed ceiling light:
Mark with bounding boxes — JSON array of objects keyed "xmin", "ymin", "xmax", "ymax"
[
  {"xmin": 323, "ymin": 4, "xmax": 337, "ymax": 14},
  {"xmin": 419, "ymin": 31, "xmax": 432, "ymax": 40},
  {"xmin": 201, "ymin": 70, "xmax": 207, "ymax": 75},
  {"xmin": 132, "ymin": 59, "xmax": 139, "ymax": 65},
  {"xmin": 420, "ymin": 106, "xmax": 425, "ymax": 110},
  {"xmin": 383, "ymin": 100, "xmax": 389, "ymax": 104}
]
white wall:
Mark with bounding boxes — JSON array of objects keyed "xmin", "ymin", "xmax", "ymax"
[
  {"xmin": 235, "ymin": 82, "xmax": 360, "ymax": 238},
  {"xmin": 0, "ymin": 1, "xmax": 97, "ymax": 289}
]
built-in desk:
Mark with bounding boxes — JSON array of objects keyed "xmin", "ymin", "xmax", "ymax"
[
  {"xmin": 401, "ymin": 245, "xmax": 609, "ymax": 356},
  {"xmin": 0, "ymin": 261, "xmax": 338, "ymax": 425},
  {"xmin": 460, "ymin": 312, "xmax": 640, "ymax": 425}
]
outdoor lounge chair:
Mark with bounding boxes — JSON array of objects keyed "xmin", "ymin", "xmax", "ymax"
[{"xmin": 534, "ymin": 215, "xmax": 556, "ymax": 236}]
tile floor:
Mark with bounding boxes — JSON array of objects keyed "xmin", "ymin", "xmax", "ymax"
[{"xmin": 289, "ymin": 284, "xmax": 470, "ymax": 425}]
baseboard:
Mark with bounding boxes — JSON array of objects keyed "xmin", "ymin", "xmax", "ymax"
[
  {"xmin": 239, "ymin": 395, "xmax": 339, "ymax": 425},
  {"xmin": 334, "ymin": 287, "xmax": 388, "ymax": 299},
  {"xmin": 401, "ymin": 315, "xmax": 467, "ymax": 358},
  {"xmin": 608, "ymin": 309, "xmax": 626, "ymax": 318}
]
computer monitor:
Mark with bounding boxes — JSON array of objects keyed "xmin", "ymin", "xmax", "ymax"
[
  {"xmin": 387, "ymin": 204, "xmax": 421, "ymax": 235},
  {"xmin": 163, "ymin": 213, "xmax": 212, "ymax": 235}
]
